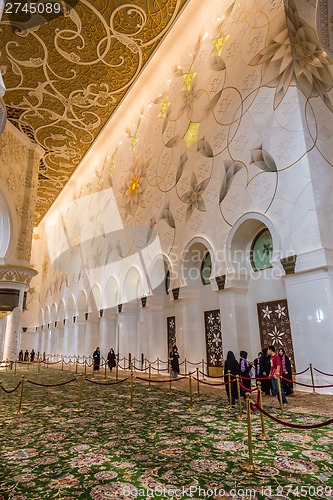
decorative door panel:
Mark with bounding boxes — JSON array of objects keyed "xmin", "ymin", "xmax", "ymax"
[
  {"xmin": 257, "ymin": 299, "xmax": 295, "ymax": 369},
  {"xmin": 204, "ymin": 310, "xmax": 223, "ymax": 377},
  {"xmin": 167, "ymin": 316, "xmax": 176, "ymax": 356}
]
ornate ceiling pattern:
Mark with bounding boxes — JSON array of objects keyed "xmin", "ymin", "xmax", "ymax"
[{"xmin": 0, "ymin": 0, "xmax": 189, "ymax": 223}]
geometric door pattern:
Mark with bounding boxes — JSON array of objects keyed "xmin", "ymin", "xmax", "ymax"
[
  {"xmin": 257, "ymin": 299, "xmax": 295, "ymax": 369},
  {"xmin": 204, "ymin": 309, "xmax": 223, "ymax": 377},
  {"xmin": 167, "ymin": 316, "xmax": 176, "ymax": 357}
]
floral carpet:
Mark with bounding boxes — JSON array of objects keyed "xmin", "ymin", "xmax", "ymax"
[{"xmin": 0, "ymin": 367, "xmax": 333, "ymax": 499}]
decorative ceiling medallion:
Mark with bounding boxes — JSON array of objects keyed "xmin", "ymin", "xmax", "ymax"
[{"xmin": 0, "ymin": 0, "xmax": 189, "ymax": 224}]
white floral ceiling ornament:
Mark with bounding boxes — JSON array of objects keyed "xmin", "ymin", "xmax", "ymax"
[{"xmin": 249, "ymin": 0, "xmax": 333, "ymax": 111}]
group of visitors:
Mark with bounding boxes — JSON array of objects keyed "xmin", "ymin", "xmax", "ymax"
[
  {"xmin": 18, "ymin": 349, "xmax": 36, "ymax": 362},
  {"xmin": 92, "ymin": 347, "xmax": 116, "ymax": 372},
  {"xmin": 224, "ymin": 345, "xmax": 293, "ymax": 407}
]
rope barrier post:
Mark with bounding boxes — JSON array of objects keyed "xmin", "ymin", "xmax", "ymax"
[
  {"xmin": 309, "ymin": 363, "xmax": 316, "ymax": 394},
  {"xmin": 196, "ymin": 367, "xmax": 200, "ymax": 400},
  {"xmin": 61, "ymin": 357, "xmax": 64, "ymax": 371},
  {"xmin": 236, "ymin": 375, "xmax": 243, "ymax": 421},
  {"xmin": 116, "ymin": 359, "xmax": 119, "ymax": 381},
  {"xmin": 184, "ymin": 358, "xmax": 187, "ymax": 376},
  {"xmin": 104, "ymin": 360, "xmax": 107, "ymax": 380},
  {"xmin": 75, "ymin": 359, "xmax": 78, "ymax": 375},
  {"xmin": 127, "ymin": 372, "xmax": 135, "ymax": 412},
  {"xmin": 157, "ymin": 357, "xmax": 160, "ymax": 375},
  {"xmin": 17, "ymin": 376, "xmax": 26, "ymax": 414},
  {"xmin": 92, "ymin": 361, "xmax": 95, "ymax": 379},
  {"xmin": 5, "ymin": 359, "xmax": 8, "ymax": 372},
  {"xmin": 169, "ymin": 369, "xmax": 172, "ymax": 392},
  {"xmin": 277, "ymin": 375, "xmax": 287, "ymax": 419},
  {"xmin": 201, "ymin": 359, "xmax": 205, "ymax": 379},
  {"xmin": 37, "ymin": 358, "xmax": 41, "ymax": 375},
  {"xmin": 73, "ymin": 374, "xmax": 85, "ymax": 413},
  {"xmin": 84, "ymin": 360, "xmax": 87, "ymax": 376},
  {"xmin": 133, "ymin": 357, "xmax": 136, "ymax": 372},
  {"xmin": 241, "ymin": 393, "xmax": 260, "ymax": 473},
  {"xmin": 187, "ymin": 374, "xmax": 194, "ymax": 412},
  {"xmin": 227, "ymin": 370, "xmax": 232, "ymax": 409},
  {"xmin": 145, "ymin": 357, "xmax": 147, "ymax": 371},
  {"xmin": 148, "ymin": 363, "xmax": 151, "ymax": 390},
  {"xmin": 14, "ymin": 360, "xmax": 17, "ymax": 375},
  {"xmin": 257, "ymin": 382, "xmax": 271, "ymax": 441}
]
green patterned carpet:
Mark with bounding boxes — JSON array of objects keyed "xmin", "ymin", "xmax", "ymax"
[{"xmin": 0, "ymin": 368, "xmax": 332, "ymax": 499}]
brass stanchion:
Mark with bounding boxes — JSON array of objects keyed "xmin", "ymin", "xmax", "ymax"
[
  {"xmin": 201, "ymin": 359, "xmax": 205, "ymax": 379},
  {"xmin": 277, "ymin": 375, "xmax": 288, "ymax": 419},
  {"xmin": 257, "ymin": 382, "xmax": 271, "ymax": 441},
  {"xmin": 37, "ymin": 359, "xmax": 41, "ymax": 375},
  {"xmin": 17, "ymin": 376, "xmax": 26, "ymax": 414},
  {"xmin": 196, "ymin": 367, "xmax": 200, "ymax": 399},
  {"xmin": 75, "ymin": 360, "xmax": 78, "ymax": 374},
  {"xmin": 92, "ymin": 362, "xmax": 95, "ymax": 378},
  {"xmin": 148, "ymin": 363, "xmax": 151, "ymax": 390},
  {"xmin": 133, "ymin": 357, "xmax": 136, "ymax": 371},
  {"xmin": 116, "ymin": 359, "xmax": 119, "ymax": 381},
  {"xmin": 84, "ymin": 360, "xmax": 87, "ymax": 375},
  {"xmin": 169, "ymin": 370, "xmax": 172, "ymax": 391},
  {"xmin": 127, "ymin": 372, "xmax": 135, "ymax": 411},
  {"xmin": 236, "ymin": 375, "xmax": 243, "ymax": 421},
  {"xmin": 184, "ymin": 358, "xmax": 187, "ymax": 375},
  {"xmin": 61, "ymin": 358, "xmax": 64, "ymax": 371},
  {"xmin": 227, "ymin": 370, "xmax": 232, "ymax": 409},
  {"xmin": 104, "ymin": 361, "xmax": 107, "ymax": 380},
  {"xmin": 73, "ymin": 374, "xmax": 85, "ymax": 412},
  {"xmin": 309, "ymin": 363, "xmax": 316, "ymax": 394},
  {"xmin": 187, "ymin": 374, "xmax": 194, "ymax": 412},
  {"xmin": 157, "ymin": 357, "xmax": 160, "ymax": 374},
  {"xmin": 241, "ymin": 393, "xmax": 260, "ymax": 472},
  {"xmin": 14, "ymin": 361, "xmax": 17, "ymax": 375}
]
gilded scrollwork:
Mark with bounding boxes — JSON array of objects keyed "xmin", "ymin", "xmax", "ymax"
[{"xmin": 0, "ymin": 0, "xmax": 189, "ymax": 224}]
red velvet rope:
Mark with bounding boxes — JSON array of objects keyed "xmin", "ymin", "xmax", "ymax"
[
  {"xmin": 135, "ymin": 375, "xmax": 187, "ymax": 383},
  {"xmin": 193, "ymin": 377, "xmax": 227, "ymax": 386},
  {"xmin": 179, "ymin": 370, "xmax": 195, "ymax": 376},
  {"xmin": 295, "ymin": 367, "xmax": 310, "ymax": 375},
  {"xmin": 84, "ymin": 377, "xmax": 129, "ymax": 385},
  {"xmin": 41, "ymin": 360, "xmax": 62, "ymax": 365},
  {"xmin": 187, "ymin": 361, "xmax": 201, "ymax": 366},
  {"xmin": 151, "ymin": 366, "xmax": 169, "ymax": 372},
  {"xmin": 132, "ymin": 365, "xmax": 148, "ymax": 372},
  {"xmin": 1, "ymin": 380, "xmax": 22, "ymax": 393},
  {"xmin": 251, "ymin": 402, "xmax": 333, "ymax": 429},
  {"xmin": 239, "ymin": 380, "xmax": 258, "ymax": 393},
  {"xmin": 198, "ymin": 370, "xmax": 224, "ymax": 379},
  {"xmin": 26, "ymin": 378, "xmax": 77, "ymax": 387},
  {"xmin": 313, "ymin": 367, "xmax": 333, "ymax": 377},
  {"xmin": 281, "ymin": 375, "xmax": 333, "ymax": 389}
]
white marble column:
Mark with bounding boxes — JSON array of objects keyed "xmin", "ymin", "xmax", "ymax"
[
  {"xmin": 76, "ymin": 318, "xmax": 87, "ymax": 357},
  {"xmin": 3, "ymin": 286, "xmax": 25, "ymax": 361},
  {"xmin": 100, "ymin": 309, "xmax": 117, "ymax": 357},
  {"xmin": 84, "ymin": 315, "xmax": 100, "ymax": 358},
  {"xmin": 118, "ymin": 301, "xmax": 139, "ymax": 361},
  {"xmin": 0, "ymin": 315, "xmax": 8, "ymax": 361}
]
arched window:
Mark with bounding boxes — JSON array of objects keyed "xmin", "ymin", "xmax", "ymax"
[
  {"xmin": 200, "ymin": 252, "xmax": 212, "ymax": 285},
  {"xmin": 165, "ymin": 270, "xmax": 170, "ymax": 295},
  {"xmin": 251, "ymin": 229, "xmax": 273, "ymax": 271}
]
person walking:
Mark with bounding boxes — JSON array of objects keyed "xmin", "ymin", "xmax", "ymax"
[
  {"xmin": 224, "ymin": 351, "xmax": 240, "ymax": 407},
  {"xmin": 107, "ymin": 348, "xmax": 116, "ymax": 371},
  {"xmin": 24, "ymin": 350, "xmax": 29, "ymax": 362},
  {"xmin": 169, "ymin": 345, "xmax": 180, "ymax": 379},
  {"xmin": 239, "ymin": 350, "xmax": 253, "ymax": 397},
  {"xmin": 267, "ymin": 345, "xmax": 288, "ymax": 405},
  {"xmin": 30, "ymin": 349, "xmax": 35, "ymax": 362},
  {"xmin": 18, "ymin": 350, "xmax": 23, "ymax": 362},
  {"xmin": 259, "ymin": 347, "xmax": 272, "ymax": 396},
  {"xmin": 278, "ymin": 347, "xmax": 293, "ymax": 396},
  {"xmin": 93, "ymin": 347, "xmax": 101, "ymax": 371}
]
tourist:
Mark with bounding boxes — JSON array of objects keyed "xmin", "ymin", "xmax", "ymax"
[
  {"xmin": 267, "ymin": 345, "xmax": 288, "ymax": 405},
  {"xmin": 24, "ymin": 350, "xmax": 29, "ymax": 362},
  {"xmin": 259, "ymin": 347, "xmax": 271, "ymax": 396},
  {"xmin": 224, "ymin": 351, "xmax": 240, "ymax": 407},
  {"xmin": 239, "ymin": 350, "xmax": 253, "ymax": 396},
  {"xmin": 253, "ymin": 351, "xmax": 262, "ymax": 384},
  {"xmin": 169, "ymin": 345, "xmax": 180, "ymax": 379},
  {"xmin": 93, "ymin": 347, "xmax": 101, "ymax": 371},
  {"xmin": 278, "ymin": 347, "xmax": 293, "ymax": 396},
  {"xmin": 30, "ymin": 349, "xmax": 35, "ymax": 362},
  {"xmin": 107, "ymin": 348, "xmax": 116, "ymax": 371},
  {"xmin": 18, "ymin": 350, "xmax": 23, "ymax": 362}
]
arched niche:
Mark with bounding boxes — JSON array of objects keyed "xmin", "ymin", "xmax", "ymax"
[
  {"xmin": 104, "ymin": 277, "xmax": 119, "ymax": 309},
  {"xmin": 57, "ymin": 300, "xmax": 66, "ymax": 323},
  {"xmin": 77, "ymin": 290, "xmax": 87, "ymax": 319},
  {"xmin": 66, "ymin": 295, "xmax": 75, "ymax": 319},
  {"xmin": 44, "ymin": 306, "xmax": 50, "ymax": 328},
  {"xmin": 225, "ymin": 212, "xmax": 281, "ymax": 275},
  {"xmin": 149, "ymin": 254, "xmax": 172, "ymax": 296},
  {"xmin": 88, "ymin": 284, "xmax": 101, "ymax": 315},
  {"xmin": 123, "ymin": 266, "xmax": 142, "ymax": 303},
  {"xmin": 181, "ymin": 238, "xmax": 214, "ymax": 287},
  {"xmin": 38, "ymin": 309, "xmax": 44, "ymax": 329},
  {"xmin": 50, "ymin": 303, "xmax": 57, "ymax": 323}
]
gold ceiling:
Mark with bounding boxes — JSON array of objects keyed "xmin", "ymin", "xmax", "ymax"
[{"xmin": 0, "ymin": 0, "xmax": 189, "ymax": 224}]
